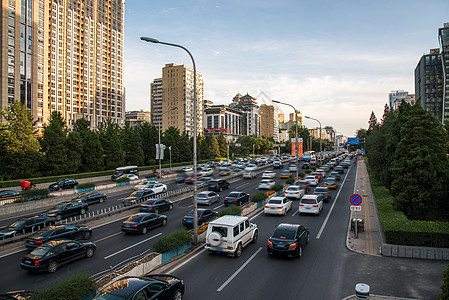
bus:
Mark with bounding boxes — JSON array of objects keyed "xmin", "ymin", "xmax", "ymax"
[
  {"xmin": 303, "ymin": 151, "xmax": 316, "ymax": 162},
  {"xmin": 111, "ymin": 166, "xmax": 139, "ymax": 181}
]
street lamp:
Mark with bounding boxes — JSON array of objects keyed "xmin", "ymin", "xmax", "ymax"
[
  {"xmin": 272, "ymin": 100, "xmax": 299, "ymax": 180},
  {"xmin": 141, "ymin": 37, "xmax": 200, "ymax": 244},
  {"xmin": 158, "ymin": 107, "xmax": 178, "ymax": 179},
  {"xmin": 304, "ymin": 115, "xmax": 322, "ymax": 161}
]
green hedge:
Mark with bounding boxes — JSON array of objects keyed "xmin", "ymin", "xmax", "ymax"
[
  {"xmin": 115, "ymin": 177, "xmax": 130, "ymax": 183},
  {"xmin": 271, "ymin": 184, "xmax": 284, "ymax": 192},
  {"xmin": 77, "ymin": 182, "xmax": 95, "ymax": 189},
  {"xmin": 219, "ymin": 205, "xmax": 242, "ymax": 217},
  {"xmin": 286, "ymin": 178, "xmax": 295, "ymax": 185},
  {"xmin": 372, "ymin": 177, "xmax": 449, "ymax": 248},
  {"xmin": 30, "ymin": 273, "xmax": 95, "ymax": 300},
  {"xmin": 152, "ymin": 230, "xmax": 192, "ymax": 253},
  {"xmin": 251, "ymin": 192, "xmax": 267, "ymax": 203}
]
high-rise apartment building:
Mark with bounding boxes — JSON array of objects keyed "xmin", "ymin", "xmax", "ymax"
[
  {"xmin": 439, "ymin": 22, "xmax": 449, "ymax": 123},
  {"xmin": 415, "ymin": 49, "xmax": 444, "ymax": 123},
  {"xmin": 150, "ymin": 78, "xmax": 163, "ymax": 129},
  {"xmin": 161, "ymin": 63, "xmax": 204, "ymax": 136},
  {"xmin": 1, "ymin": 0, "xmax": 126, "ymax": 130},
  {"xmin": 229, "ymin": 93, "xmax": 259, "ymax": 136},
  {"xmin": 259, "ymin": 104, "xmax": 279, "ymax": 142}
]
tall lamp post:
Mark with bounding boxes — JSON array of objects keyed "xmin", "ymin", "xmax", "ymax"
[
  {"xmin": 272, "ymin": 100, "xmax": 299, "ymax": 180},
  {"xmin": 158, "ymin": 107, "xmax": 178, "ymax": 178},
  {"xmin": 304, "ymin": 115, "xmax": 322, "ymax": 161},
  {"xmin": 141, "ymin": 37, "xmax": 199, "ymax": 244}
]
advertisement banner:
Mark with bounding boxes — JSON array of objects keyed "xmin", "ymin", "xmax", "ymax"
[{"xmin": 291, "ymin": 140, "xmax": 304, "ymax": 157}]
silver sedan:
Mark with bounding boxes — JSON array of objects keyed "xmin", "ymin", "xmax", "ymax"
[{"xmin": 197, "ymin": 191, "xmax": 220, "ymax": 205}]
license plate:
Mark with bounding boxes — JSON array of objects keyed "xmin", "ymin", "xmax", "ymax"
[
  {"xmin": 270, "ymin": 207, "xmax": 276, "ymax": 209},
  {"xmin": 125, "ymin": 225, "xmax": 130, "ymax": 227},
  {"xmin": 25, "ymin": 259, "xmax": 32, "ymax": 264},
  {"xmin": 214, "ymin": 248, "xmax": 223, "ymax": 252},
  {"xmin": 306, "ymin": 207, "xmax": 311, "ymax": 210},
  {"xmin": 187, "ymin": 220, "xmax": 192, "ymax": 223}
]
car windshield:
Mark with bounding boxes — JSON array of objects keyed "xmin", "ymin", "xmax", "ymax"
[
  {"xmin": 197, "ymin": 194, "xmax": 207, "ymax": 198},
  {"xmin": 131, "ymin": 191, "xmax": 143, "ymax": 197},
  {"xmin": 272, "ymin": 228, "xmax": 296, "ymax": 239},
  {"xmin": 53, "ymin": 203, "xmax": 67, "ymax": 209},
  {"xmin": 30, "ymin": 245, "xmax": 51, "ymax": 256},
  {"xmin": 227, "ymin": 192, "xmax": 240, "ymax": 198},
  {"xmin": 315, "ymin": 188, "xmax": 327, "ymax": 193},
  {"xmin": 268, "ymin": 199, "xmax": 282, "ymax": 204},
  {"xmin": 146, "ymin": 184, "xmax": 155, "ymax": 188},
  {"xmin": 128, "ymin": 215, "xmax": 143, "ymax": 222},
  {"xmin": 145, "ymin": 200, "xmax": 157, "ymax": 205},
  {"xmin": 8, "ymin": 220, "xmax": 26, "ymax": 228},
  {"xmin": 287, "ymin": 187, "xmax": 299, "ymax": 191}
]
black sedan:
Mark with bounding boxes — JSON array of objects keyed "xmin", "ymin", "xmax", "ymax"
[
  {"xmin": 224, "ymin": 191, "xmax": 250, "ymax": 207},
  {"xmin": 20, "ymin": 239, "xmax": 96, "ymax": 273},
  {"xmin": 314, "ymin": 187, "xmax": 331, "ymax": 203},
  {"xmin": 25, "ymin": 225, "xmax": 92, "ymax": 250},
  {"xmin": 93, "ymin": 275, "xmax": 185, "ymax": 300},
  {"xmin": 139, "ymin": 199, "xmax": 173, "ymax": 214},
  {"xmin": 121, "ymin": 213, "xmax": 167, "ymax": 235},
  {"xmin": 0, "ymin": 215, "xmax": 55, "ymax": 240},
  {"xmin": 182, "ymin": 209, "xmax": 218, "ymax": 229},
  {"xmin": 48, "ymin": 178, "xmax": 78, "ymax": 192},
  {"xmin": 43, "ymin": 201, "xmax": 88, "ymax": 220},
  {"xmin": 123, "ymin": 189, "xmax": 155, "ymax": 206},
  {"xmin": 267, "ymin": 223, "xmax": 309, "ymax": 258},
  {"xmin": 0, "ymin": 190, "xmax": 21, "ymax": 200},
  {"xmin": 72, "ymin": 191, "xmax": 106, "ymax": 205},
  {"xmin": 175, "ymin": 173, "xmax": 190, "ymax": 183}
]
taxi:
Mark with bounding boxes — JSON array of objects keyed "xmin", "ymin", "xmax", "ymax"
[
  {"xmin": 280, "ymin": 171, "xmax": 292, "ymax": 179},
  {"xmin": 219, "ymin": 168, "xmax": 232, "ymax": 176},
  {"xmin": 324, "ymin": 177, "xmax": 338, "ymax": 189}
]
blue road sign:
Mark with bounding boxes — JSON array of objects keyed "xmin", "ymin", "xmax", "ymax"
[
  {"xmin": 350, "ymin": 194, "xmax": 362, "ymax": 206},
  {"xmin": 347, "ymin": 137, "xmax": 360, "ymax": 145}
]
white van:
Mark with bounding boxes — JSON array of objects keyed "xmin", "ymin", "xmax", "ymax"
[{"xmin": 205, "ymin": 215, "xmax": 258, "ymax": 257}]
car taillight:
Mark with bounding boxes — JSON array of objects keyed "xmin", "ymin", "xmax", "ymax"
[
  {"xmin": 264, "ymin": 206, "xmax": 268, "ymax": 208},
  {"xmin": 131, "ymin": 225, "xmax": 138, "ymax": 228},
  {"xmin": 289, "ymin": 243, "xmax": 297, "ymax": 248},
  {"xmin": 183, "ymin": 218, "xmax": 186, "ymax": 222},
  {"xmin": 34, "ymin": 240, "xmax": 43, "ymax": 244},
  {"xmin": 206, "ymin": 243, "xmax": 211, "ymax": 246},
  {"xmin": 20, "ymin": 257, "xmax": 24, "ymax": 261},
  {"xmin": 232, "ymin": 199, "xmax": 237, "ymax": 201},
  {"xmin": 277, "ymin": 206, "xmax": 283, "ymax": 209},
  {"xmin": 197, "ymin": 219, "xmax": 200, "ymax": 222},
  {"xmin": 313, "ymin": 205, "xmax": 318, "ymax": 207},
  {"xmin": 294, "ymin": 192, "xmax": 299, "ymax": 194},
  {"xmin": 299, "ymin": 204, "xmax": 304, "ymax": 206},
  {"xmin": 227, "ymin": 246, "xmax": 233, "ymax": 250},
  {"xmin": 267, "ymin": 240, "xmax": 273, "ymax": 246},
  {"xmin": 34, "ymin": 260, "xmax": 40, "ymax": 266}
]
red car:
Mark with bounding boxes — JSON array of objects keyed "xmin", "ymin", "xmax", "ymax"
[{"xmin": 184, "ymin": 175, "xmax": 204, "ymax": 184}]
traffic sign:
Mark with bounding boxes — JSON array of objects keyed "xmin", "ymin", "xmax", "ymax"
[
  {"xmin": 350, "ymin": 205, "xmax": 362, "ymax": 212},
  {"xmin": 347, "ymin": 137, "xmax": 360, "ymax": 145},
  {"xmin": 350, "ymin": 194, "xmax": 362, "ymax": 206}
]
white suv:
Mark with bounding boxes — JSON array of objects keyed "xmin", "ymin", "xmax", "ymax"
[{"xmin": 205, "ymin": 215, "xmax": 258, "ymax": 258}]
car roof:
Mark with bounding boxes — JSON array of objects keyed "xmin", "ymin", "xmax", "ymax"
[
  {"xmin": 210, "ymin": 215, "xmax": 248, "ymax": 226},
  {"xmin": 275, "ymin": 223, "xmax": 302, "ymax": 230},
  {"xmin": 99, "ymin": 277, "xmax": 160, "ymax": 298},
  {"xmin": 269, "ymin": 196, "xmax": 286, "ymax": 201},
  {"xmin": 302, "ymin": 194, "xmax": 318, "ymax": 199}
]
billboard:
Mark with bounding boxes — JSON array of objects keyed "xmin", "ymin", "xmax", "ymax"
[
  {"xmin": 291, "ymin": 138, "xmax": 303, "ymax": 157},
  {"xmin": 347, "ymin": 137, "xmax": 360, "ymax": 145}
]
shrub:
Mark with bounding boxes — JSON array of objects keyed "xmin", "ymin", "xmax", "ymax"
[
  {"xmin": 271, "ymin": 184, "xmax": 284, "ymax": 192},
  {"xmin": 286, "ymin": 178, "xmax": 295, "ymax": 185},
  {"xmin": 251, "ymin": 192, "xmax": 267, "ymax": 203},
  {"xmin": 77, "ymin": 182, "xmax": 95, "ymax": 189},
  {"xmin": 21, "ymin": 189, "xmax": 49, "ymax": 201},
  {"xmin": 440, "ymin": 264, "xmax": 449, "ymax": 300},
  {"xmin": 146, "ymin": 172, "xmax": 158, "ymax": 178},
  {"xmin": 297, "ymin": 172, "xmax": 305, "ymax": 178},
  {"xmin": 31, "ymin": 273, "xmax": 96, "ymax": 300},
  {"xmin": 152, "ymin": 230, "xmax": 192, "ymax": 253},
  {"xmin": 218, "ymin": 205, "xmax": 241, "ymax": 217},
  {"xmin": 305, "ymin": 169, "xmax": 311, "ymax": 174}
]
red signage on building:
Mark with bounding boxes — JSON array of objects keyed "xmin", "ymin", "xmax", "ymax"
[{"xmin": 204, "ymin": 128, "xmax": 231, "ymax": 134}]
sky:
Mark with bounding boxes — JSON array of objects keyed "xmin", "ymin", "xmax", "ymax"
[{"xmin": 123, "ymin": 0, "xmax": 449, "ymax": 137}]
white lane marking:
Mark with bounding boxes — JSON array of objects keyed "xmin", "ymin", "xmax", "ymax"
[
  {"xmin": 292, "ymin": 209, "xmax": 299, "ymax": 217},
  {"xmin": 169, "ymin": 247, "xmax": 206, "ymax": 274},
  {"xmin": 217, "ymin": 247, "xmax": 263, "ymax": 292},
  {"xmin": 103, "ymin": 233, "xmax": 162, "ymax": 260},
  {"xmin": 0, "ymin": 247, "xmax": 27, "ymax": 259},
  {"xmin": 233, "ymin": 182, "xmax": 250, "ymax": 189},
  {"xmin": 92, "ymin": 216, "xmax": 130, "ymax": 229},
  {"xmin": 214, "ymin": 204, "xmax": 225, "ymax": 210},
  {"xmin": 94, "ymin": 231, "xmax": 123, "ymax": 243},
  {"xmin": 315, "ymin": 169, "xmax": 351, "ymax": 239}
]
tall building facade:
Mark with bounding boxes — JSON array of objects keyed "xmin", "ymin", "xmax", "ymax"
[
  {"xmin": 150, "ymin": 77, "xmax": 162, "ymax": 129},
  {"xmin": 415, "ymin": 49, "xmax": 444, "ymax": 122},
  {"xmin": 388, "ymin": 90, "xmax": 409, "ymax": 110},
  {"xmin": 259, "ymin": 104, "xmax": 279, "ymax": 142},
  {"xmin": 161, "ymin": 63, "xmax": 204, "ymax": 136},
  {"xmin": 125, "ymin": 110, "xmax": 150, "ymax": 126},
  {"xmin": 203, "ymin": 105, "xmax": 241, "ymax": 141},
  {"xmin": 229, "ymin": 93, "xmax": 259, "ymax": 136},
  {"xmin": 1, "ymin": 0, "xmax": 126, "ymax": 130},
  {"xmin": 439, "ymin": 22, "xmax": 449, "ymax": 123}
]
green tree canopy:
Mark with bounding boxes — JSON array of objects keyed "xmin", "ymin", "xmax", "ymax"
[
  {"xmin": 99, "ymin": 119, "xmax": 124, "ymax": 170},
  {"xmin": 40, "ymin": 111, "xmax": 69, "ymax": 175}
]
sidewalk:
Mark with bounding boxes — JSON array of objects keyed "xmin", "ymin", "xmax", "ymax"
[{"xmin": 346, "ymin": 158, "xmax": 383, "ymax": 256}]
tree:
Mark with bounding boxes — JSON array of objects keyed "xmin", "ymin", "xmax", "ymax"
[
  {"xmin": 0, "ymin": 101, "xmax": 39, "ymax": 154},
  {"xmin": 367, "ymin": 111, "xmax": 378, "ymax": 133},
  {"xmin": 40, "ymin": 111, "xmax": 69, "ymax": 175},
  {"xmin": 65, "ymin": 131, "xmax": 82, "ymax": 174},
  {"xmin": 209, "ymin": 136, "xmax": 220, "ymax": 158},
  {"xmin": 178, "ymin": 132, "xmax": 192, "ymax": 163},
  {"xmin": 74, "ymin": 118, "xmax": 104, "ymax": 172},
  {"xmin": 163, "ymin": 126, "xmax": 182, "ymax": 163},
  {"xmin": 390, "ymin": 103, "xmax": 449, "ymax": 221},
  {"xmin": 217, "ymin": 134, "xmax": 227, "ymax": 157},
  {"xmin": 99, "ymin": 119, "xmax": 124, "ymax": 170},
  {"xmin": 139, "ymin": 122, "xmax": 159, "ymax": 165},
  {"xmin": 121, "ymin": 125, "xmax": 144, "ymax": 166}
]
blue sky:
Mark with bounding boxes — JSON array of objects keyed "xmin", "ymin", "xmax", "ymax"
[{"xmin": 124, "ymin": 0, "xmax": 449, "ymax": 137}]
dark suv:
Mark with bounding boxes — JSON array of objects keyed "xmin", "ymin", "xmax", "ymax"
[
  {"xmin": 267, "ymin": 223, "xmax": 310, "ymax": 258},
  {"xmin": 49, "ymin": 179, "xmax": 78, "ymax": 191},
  {"xmin": 72, "ymin": 191, "xmax": 106, "ymax": 205},
  {"xmin": 208, "ymin": 179, "xmax": 230, "ymax": 192}
]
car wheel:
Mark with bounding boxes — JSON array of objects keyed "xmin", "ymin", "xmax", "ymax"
[
  {"xmin": 172, "ymin": 289, "xmax": 182, "ymax": 300},
  {"xmin": 154, "ymin": 208, "xmax": 159, "ymax": 214},
  {"xmin": 47, "ymin": 261, "xmax": 58, "ymax": 273},
  {"xmin": 251, "ymin": 230, "xmax": 258, "ymax": 244},
  {"xmin": 141, "ymin": 227, "xmax": 148, "ymax": 235},
  {"xmin": 83, "ymin": 231, "xmax": 92, "ymax": 240},
  {"xmin": 85, "ymin": 247, "xmax": 95, "ymax": 258},
  {"xmin": 306, "ymin": 233, "xmax": 310, "ymax": 244},
  {"xmin": 219, "ymin": 187, "xmax": 222, "ymax": 192},
  {"xmin": 296, "ymin": 245, "xmax": 303, "ymax": 258},
  {"xmin": 56, "ymin": 215, "xmax": 62, "ymax": 221},
  {"xmin": 99, "ymin": 197, "xmax": 105, "ymax": 203},
  {"xmin": 234, "ymin": 243, "xmax": 242, "ymax": 258},
  {"xmin": 162, "ymin": 218, "xmax": 167, "ymax": 226},
  {"xmin": 163, "ymin": 188, "xmax": 167, "ymax": 193},
  {"xmin": 169, "ymin": 204, "xmax": 173, "ymax": 210},
  {"xmin": 283, "ymin": 209, "xmax": 287, "ymax": 216}
]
